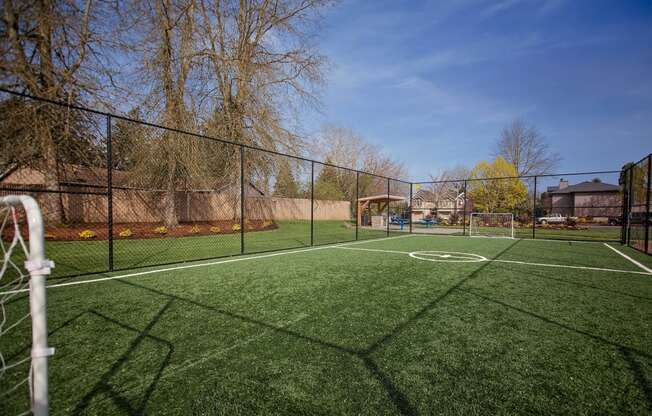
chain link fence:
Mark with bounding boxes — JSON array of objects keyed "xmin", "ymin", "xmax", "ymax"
[
  {"xmin": 0, "ymin": 90, "xmax": 403, "ymax": 279},
  {"xmin": 622, "ymin": 154, "xmax": 651, "ymax": 254},
  {"xmin": 1, "ymin": 88, "xmax": 648, "ymax": 280}
]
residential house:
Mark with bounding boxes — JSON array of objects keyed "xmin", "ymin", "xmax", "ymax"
[
  {"xmin": 411, "ymin": 188, "xmax": 469, "ymax": 222},
  {"xmin": 541, "ymin": 178, "xmax": 621, "ymax": 219}
]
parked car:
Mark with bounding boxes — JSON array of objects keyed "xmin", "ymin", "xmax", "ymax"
[
  {"xmin": 607, "ymin": 216, "xmax": 623, "ymax": 226},
  {"xmin": 629, "ymin": 212, "xmax": 652, "ymax": 226},
  {"xmin": 536, "ymin": 213, "xmax": 578, "ymax": 225}
]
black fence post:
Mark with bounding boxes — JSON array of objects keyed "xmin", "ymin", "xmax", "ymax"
[
  {"xmin": 621, "ymin": 169, "xmax": 628, "ymax": 245},
  {"xmin": 386, "ymin": 177, "xmax": 390, "ymax": 237},
  {"xmin": 240, "ymin": 146, "xmax": 245, "ymax": 254},
  {"xmin": 462, "ymin": 180, "xmax": 467, "ymax": 236},
  {"xmin": 409, "ymin": 183, "xmax": 413, "ymax": 234},
  {"xmin": 532, "ymin": 176, "xmax": 537, "ymax": 239},
  {"xmin": 311, "ymin": 161, "xmax": 314, "ymax": 246},
  {"xmin": 106, "ymin": 115, "xmax": 114, "ymax": 272},
  {"xmin": 627, "ymin": 167, "xmax": 633, "ymax": 247},
  {"xmin": 645, "ymin": 155, "xmax": 651, "ymax": 254},
  {"xmin": 355, "ymin": 171, "xmax": 359, "ymax": 241}
]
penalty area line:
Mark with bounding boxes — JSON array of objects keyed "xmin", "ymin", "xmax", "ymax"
[
  {"xmin": 603, "ymin": 243, "xmax": 652, "ymax": 274},
  {"xmin": 0, "ymin": 234, "xmax": 415, "ymax": 295}
]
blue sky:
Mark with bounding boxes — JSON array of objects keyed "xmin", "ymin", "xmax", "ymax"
[{"xmin": 306, "ymin": 0, "xmax": 652, "ymax": 180}]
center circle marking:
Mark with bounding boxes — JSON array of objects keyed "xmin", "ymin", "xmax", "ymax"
[{"xmin": 408, "ymin": 251, "xmax": 487, "ymax": 263}]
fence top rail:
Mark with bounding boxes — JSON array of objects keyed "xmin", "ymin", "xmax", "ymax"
[
  {"xmin": 0, "ymin": 87, "xmax": 405, "ymax": 184},
  {"xmin": 623, "ymin": 153, "xmax": 652, "ymax": 172},
  {"xmin": 1, "ymin": 88, "xmax": 634, "ymax": 186},
  {"xmin": 412, "ymin": 170, "xmax": 622, "ymax": 185}
]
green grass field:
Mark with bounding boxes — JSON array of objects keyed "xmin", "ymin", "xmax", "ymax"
[
  {"xmin": 2, "ymin": 234, "xmax": 651, "ymax": 415},
  {"xmin": 42, "ymin": 220, "xmax": 622, "ymax": 279},
  {"xmin": 43, "ymin": 220, "xmax": 623, "ymax": 279},
  {"xmin": 43, "ymin": 220, "xmax": 389, "ymax": 278}
]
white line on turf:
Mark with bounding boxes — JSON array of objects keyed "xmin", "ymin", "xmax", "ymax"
[
  {"xmin": 411, "ymin": 233, "xmax": 606, "ymax": 245},
  {"xmin": 332, "ymin": 246, "xmax": 407, "ymax": 255},
  {"xmin": 0, "ymin": 234, "xmax": 415, "ymax": 295},
  {"xmin": 603, "ymin": 243, "xmax": 652, "ymax": 274},
  {"xmin": 491, "ymin": 259, "xmax": 651, "ymax": 275},
  {"xmin": 335, "ymin": 246, "xmax": 652, "ymax": 276}
]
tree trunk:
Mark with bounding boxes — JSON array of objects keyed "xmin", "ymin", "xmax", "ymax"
[
  {"xmin": 163, "ymin": 136, "xmax": 179, "ymax": 227},
  {"xmin": 40, "ymin": 130, "xmax": 63, "ymax": 224}
]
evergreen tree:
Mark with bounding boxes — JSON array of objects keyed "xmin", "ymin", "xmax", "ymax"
[
  {"xmin": 315, "ymin": 159, "xmax": 346, "ymax": 200},
  {"xmin": 273, "ymin": 160, "xmax": 300, "ymax": 198}
]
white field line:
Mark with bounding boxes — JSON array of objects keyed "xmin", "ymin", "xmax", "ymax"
[
  {"xmin": 333, "ymin": 246, "xmax": 408, "ymax": 255},
  {"xmin": 490, "ymin": 259, "xmax": 651, "ymax": 276},
  {"xmin": 412, "ymin": 233, "xmax": 606, "ymax": 245},
  {"xmin": 335, "ymin": 246, "xmax": 652, "ymax": 276},
  {"xmin": 603, "ymin": 243, "xmax": 652, "ymax": 274},
  {"xmin": 0, "ymin": 234, "xmax": 415, "ymax": 295}
]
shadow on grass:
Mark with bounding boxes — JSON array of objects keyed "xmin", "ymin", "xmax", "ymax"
[
  {"xmin": 497, "ymin": 262, "xmax": 652, "ymax": 302},
  {"xmin": 456, "ymin": 288, "xmax": 652, "ymax": 412},
  {"xmin": 105, "ymin": 239, "xmax": 521, "ymax": 416},
  {"xmin": 73, "ymin": 300, "xmax": 175, "ymax": 415},
  {"xmin": 54, "ymin": 235, "xmax": 649, "ymax": 415},
  {"xmin": 362, "ymin": 239, "xmax": 521, "ymax": 355}
]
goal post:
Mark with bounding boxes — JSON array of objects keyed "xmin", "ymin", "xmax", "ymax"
[
  {"xmin": 469, "ymin": 212, "xmax": 514, "ymax": 239},
  {"xmin": 1, "ymin": 195, "xmax": 55, "ymax": 416}
]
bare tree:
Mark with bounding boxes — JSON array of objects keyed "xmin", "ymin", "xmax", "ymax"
[
  {"xmin": 122, "ymin": 0, "xmax": 223, "ymax": 227},
  {"xmin": 317, "ymin": 125, "xmax": 406, "ymax": 178},
  {"xmin": 426, "ymin": 165, "xmax": 470, "ymax": 216},
  {"xmin": 197, "ymin": 0, "xmax": 331, "ymax": 171},
  {"xmin": 493, "ymin": 119, "xmax": 561, "ymax": 176},
  {"xmin": 1, "ymin": 0, "xmax": 118, "ymax": 222},
  {"xmin": 113, "ymin": 0, "xmax": 332, "ymax": 226},
  {"xmin": 314, "ymin": 125, "xmax": 406, "ymax": 200}
]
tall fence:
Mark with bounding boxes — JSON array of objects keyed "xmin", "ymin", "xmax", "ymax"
[
  {"xmin": 0, "ymin": 89, "xmax": 406, "ymax": 278},
  {"xmin": 411, "ymin": 170, "xmax": 624, "ymax": 241},
  {"xmin": 0, "ymin": 88, "xmax": 648, "ymax": 279},
  {"xmin": 622, "ymin": 153, "xmax": 651, "ymax": 254}
]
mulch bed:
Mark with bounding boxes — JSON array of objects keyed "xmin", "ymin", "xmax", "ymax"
[{"xmin": 3, "ymin": 220, "xmax": 277, "ymax": 242}]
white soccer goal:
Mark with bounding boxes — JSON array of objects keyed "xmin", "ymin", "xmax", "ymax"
[
  {"xmin": 1, "ymin": 195, "xmax": 54, "ymax": 416},
  {"xmin": 469, "ymin": 212, "xmax": 514, "ymax": 239}
]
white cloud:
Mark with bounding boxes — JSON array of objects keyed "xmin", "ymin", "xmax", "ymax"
[{"xmin": 479, "ymin": 0, "xmax": 524, "ymax": 19}]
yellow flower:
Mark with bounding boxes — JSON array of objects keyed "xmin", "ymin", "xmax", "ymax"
[
  {"xmin": 232, "ymin": 223, "xmax": 241, "ymax": 231},
  {"xmin": 190, "ymin": 226, "xmax": 201, "ymax": 234},
  {"xmin": 210, "ymin": 226, "xmax": 221, "ymax": 233},
  {"xmin": 119, "ymin": 229, "xmax": 133, "ymax": 237},
  {"xmin": 154, "ymin": 226, "xmax": 168, "ymax": 234},
  {"xmin": 79, "ymin": 229, "xmax": 96, "ymax": 239}
]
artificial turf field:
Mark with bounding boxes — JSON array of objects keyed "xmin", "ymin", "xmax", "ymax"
[
  {"xmin": 2, "ymin": 234, "xmax": 652, "ymax": 415},
  {"xmin": 38, "ymin": 219, "xmax": 621, "ymax": 279}
]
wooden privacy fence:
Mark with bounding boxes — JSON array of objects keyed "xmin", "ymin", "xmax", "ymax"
[{"xmin": 25, "ymin": 189, "xmax": 351, "ymax": 224}]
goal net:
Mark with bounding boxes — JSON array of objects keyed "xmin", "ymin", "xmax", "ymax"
[
  {"xmin": 469, "ymin": 213, "xmax": 514, "ymax": 238},
  {"xmin": 1, "ymin": 195, "xmax": 54, "ymax": 416}
]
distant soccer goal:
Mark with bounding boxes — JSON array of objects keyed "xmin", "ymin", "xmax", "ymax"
[
  {"xmin": 1, "ymin": 195, "xmax": 54, "ymax": 416},
  {"xmin": 469, "ymin": 213, "xmax": 514, "ymax": 239}
]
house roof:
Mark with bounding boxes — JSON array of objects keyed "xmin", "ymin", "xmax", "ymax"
[
  {"xmin": 413, "ymin": 189, "xmax": 435, "ymax": 200},
  {"xmin": 547, "ymin": 181, "xmax": 619, "ymax": 194}
]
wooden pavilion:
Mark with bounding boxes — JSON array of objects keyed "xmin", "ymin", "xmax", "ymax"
[{"xmin": 357, "ymin": 194, "xmax": 406, "ymax": 226}]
